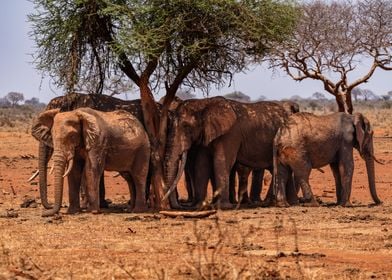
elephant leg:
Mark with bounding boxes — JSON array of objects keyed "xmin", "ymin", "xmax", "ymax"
[
  {"xmin": 183, "ymin": 166, "xmax": 194, "ymax": 203},
  {"xmin": 330, "ymin": 162, "xmax": 343, "ymax": 205},
  {"xmin": 84, "ymin": 160, "xmax": 102, "ymax": 214},
  {"xmin": 237, "ymin": 165, "xmax": 252, "ymax": 206},
  {"xmin": 67, "ymin": 159, "xmax": 83, "ymax": 214},
  {"xmin": 212, "ymin": 143, "xmax": 237, "ymax": 209},
  {"xmin": 274, "ymin": 163, "xmax": 290, "ymax": 207},
  {"xmin": 129, "ymin": 155, "xmax": 149, "ymax": 213},
  {"xmin": 338, "ymin": 150, "xmax": 354, "ymax": 207},
  {"xmin": 99, "ymin": 174, "xmax": 109, "ymax": 208},
  {"xmin": 80, "ymin": 169, "xmax": 88, "ymax": 209},
  {"xmin": 120, "ymin": 172, "xmax": 136, "ymax": 211},
  {"xmin": 229, "ymin": 166, "xmax": 237, "ymax": 204},
  {"xmin": 183, "ymin": 149, "xmax": 196, "ymax": 204},
  {"xmin": 250, "ymin": 168, "xmax": 263, "ymax": 203},
  {"xmin": 185, "ymin": 147, "xmax": 210, "ymax": 208},
  {"xmin": 285, "ymin": 171, "xmax": 299, "ymax": 205}
]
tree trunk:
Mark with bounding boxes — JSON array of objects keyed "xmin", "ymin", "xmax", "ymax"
[
  {"xmin": 139, "ymin": 80, "xmax": 170, "ymax": 210},
  {"xmin": 334, "ymin": 91, "xmax": 353, "ymax": 114}
]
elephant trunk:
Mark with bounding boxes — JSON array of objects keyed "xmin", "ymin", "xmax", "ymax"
[
  {"xmin": 163, "ymin": 152, "xmax": 187, "ymax": 201},
  {"xmin": 42, "ymin": 153, "xmax": 65, "ymax": 217},
  {"xmin": 39, "ymin": 142, "xmax": 53, "ymax": 209},
  {"xmin": 365, "ymin": 151, "xmax": 381, "ymax": 205}
]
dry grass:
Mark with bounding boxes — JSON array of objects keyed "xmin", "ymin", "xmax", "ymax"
[{"xmin": 0, "ymin": 105, "xmax": 391, "ymax": 279}]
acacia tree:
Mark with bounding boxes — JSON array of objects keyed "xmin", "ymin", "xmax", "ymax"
[
  {"xmin": 265, "ymin": 0, "xmax": 392, "ymax": 114},
  {"xmin": 6, "ymin": 92, "xmax": 24, "ymax": 107},
  {"xmin": 29, "ymin": 0, "xmax": 297, "ymax": 209}
]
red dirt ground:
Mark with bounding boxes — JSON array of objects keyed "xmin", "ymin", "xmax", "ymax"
[{"xmin": 0, "ymin": 117, "xmax": 391, "ymax": 279}]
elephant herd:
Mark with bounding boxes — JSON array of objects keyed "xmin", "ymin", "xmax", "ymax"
[{"xmin": 30, "ymin": 93, "xmax": 381, "ymax": 217}]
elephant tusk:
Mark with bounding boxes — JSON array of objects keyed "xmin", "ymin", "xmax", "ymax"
[
  {"xmin": 373, "ymin": 155, "xmax": 384, "ymax": 165},
  {"xmin": 27, "ymin": 170, "xmax": 39, "ymax": 182},
  {"xmin": 162, "ymin": 152, "xmax": 187, "ymax": 201},
  {"xmin": 63, "ymin": 158, "xmax": 74, "ymax": 178},
  {"xmin": 49, "ymin": 163, "xmax": 55, "ymax": 175}
]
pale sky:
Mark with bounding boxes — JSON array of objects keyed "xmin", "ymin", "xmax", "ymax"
[{"xmin": 0, "ymin": 1, "xmax": 391, "ymax": 103}]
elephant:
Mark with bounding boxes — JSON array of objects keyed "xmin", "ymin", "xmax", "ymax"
[
  {"xmin": 230, "ymin": 100, "xmax": 300, "ymax": 206},
  {"xmin": 164, "ymin": 96, "xmax": 291, "ymax": 209},
  {"xmin": 33, "ymin": 107, "xmax": 150, "ymax": 216},
  {"xmin": 31, "ymin": 93, "xmax": 146, "ymax": 210},
  {"xmin": 274, "ymin": 112, "xmax": 381, "ymax": 207}
]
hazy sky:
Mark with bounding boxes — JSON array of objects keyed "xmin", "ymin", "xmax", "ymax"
[{"xmin": 0, "ymin": 1, "xmax": 391, "ymax": 103}]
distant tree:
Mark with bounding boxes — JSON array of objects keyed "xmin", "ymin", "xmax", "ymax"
[
  {"xmin": 312, "ymin": 92, "xmax": 327, "ymax": 100},
  {"xmin": 24, "ymin": 97, "xmax": 40, "ymax": 106},
  {"xmin": 256, "ymin": 95, "xmax": 267, "ymax": 101},
  {"xmin": 224, "ymin": 91, "xmax": 251, "ymax": 102},
  {"xmin": 6, "ymin": 92, "xmax": 24, "ymax": 107},
  {"xmin": 352, "ymin": 88, "xmax": 379, "ymax": 101},
  {"xmin": 290, "ymin": 95, "xmax": 303, "ymax": 101},
  {"xmin": 265, "ymin": 0, "xmax": 392, "ymax": 113},
  {"xmin": 361, "ymin": 89, "xmax": 379, "ymax": 101},
  {"xmin": 0, "ymin": 97, "xmax": 11, "ymax": 107}
]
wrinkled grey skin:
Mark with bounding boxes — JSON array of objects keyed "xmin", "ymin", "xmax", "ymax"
[
  {"xmin": 274, "ymin": 112, "xmax": 381, "ymax": 207},
  {"xmin": 34, "ymin": 108, "xmax": 150, "ymax": 216},
  {"xmin": 31, "ymin": 93, "xmax": 147, "ymax": 210},
  {"xmin": 230, "ymin": 100, "xmax": 300, "ymax": 205},
  {"xmin": 164, "ymin": 96, "xmax": 290, "ymax": 209}
]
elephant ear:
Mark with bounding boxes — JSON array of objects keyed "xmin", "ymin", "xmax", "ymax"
[
  {"xmin": 76, "ymin": 110, "xmax": 100, "ymax": 151},
  {"xmin": 202, "ymin": 102, "xmax": 237, "ymax": 145},
  {"xmin": 354, "ymin": 113, "xmax": 372, "ymax": 155},
  {"xmin": 31, "ymin": 108, "xmax": 60, "ymax": 147}
]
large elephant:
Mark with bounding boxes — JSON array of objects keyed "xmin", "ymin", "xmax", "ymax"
[
  {"xmin": 31, "ymin": 93, "xmax": 146, "ymax": 210},
  {"xmin": 230, "ymin": 100, "xmax": 300, "ymax": 206},
  {"xmin": 274, "ymin": 112, "xmax": 381, "ymax": 206},
  {"xmin": 33, "ymin": 108, "xmax": 150, "ymax": 216},
  {"xmin": 164, "ymin": 96, "xmax": 290, "ymax": 209}
]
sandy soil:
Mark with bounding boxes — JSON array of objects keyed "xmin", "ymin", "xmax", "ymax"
[{"xmin": 0, "ymin": 129, "xmax": 391, "ymax": 279}]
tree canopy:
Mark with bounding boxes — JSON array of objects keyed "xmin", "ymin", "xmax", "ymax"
[
  {"xmin": 29, "ymin": 0, "xmax": 297, "ymax": 96},
  {"xmin": 264, "ymin": 0, "xmax": 392, "ymax": 113}
]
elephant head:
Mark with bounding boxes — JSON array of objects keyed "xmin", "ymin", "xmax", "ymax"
[
  {"xmin": 164, "ymin": 97, "xmax": 237, "ymax": 196},
  {"xmin": 353, "ymin": 113, "xmax": 381, "ymax": 205},
  {"xmin": 34, "ymin": 108, "xmax": 101, "ymax": 216}
]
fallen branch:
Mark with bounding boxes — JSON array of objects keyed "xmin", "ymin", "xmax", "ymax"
[{"xmin": 159, "ymin": 210, "xmax": 217, "ymax": 219}]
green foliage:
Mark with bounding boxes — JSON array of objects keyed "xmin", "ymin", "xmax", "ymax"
[{"xmin": 29, "ymin": 0, "xmax": 298, "ymax": 95}]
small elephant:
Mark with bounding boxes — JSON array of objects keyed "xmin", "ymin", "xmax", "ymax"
[
  {"xmin": 34, "ymin": 107, "xmax": 150, "ymax": 216},
  {"xmin": 274, "ymin": 112, "xmax": 381, "ymax": 207}
]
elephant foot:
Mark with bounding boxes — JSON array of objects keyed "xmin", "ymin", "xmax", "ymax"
[
  {"xmin": 217, "ymin": 202, "xmax": 235, "ymax": 210},
  {"xmin": 301, "ymin": 199, "xmax": 320, "ymax": 207},
  {"xmin": 339, "ymin": 201, "xmax": 353, "ymax": 207},
  {"xmin": 66, "ymin": 207, "xmax": 81, "ymax": 215},
  {"xmin": 275, "ymin": 200, "xmax": 290, "ymax": 207},
  {"xmin": 131, "ymin": 206, "xmax": 148, "ymax": 213},
  {"xmin": 100, "ymin": 199, "xmax": 112, "ymax": 209},
  {"xmin": 287, "ymin": 199, "xmax": 300, "ymax": 206}
]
